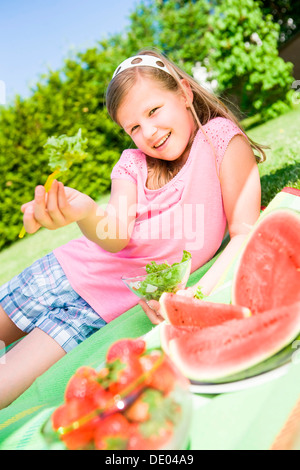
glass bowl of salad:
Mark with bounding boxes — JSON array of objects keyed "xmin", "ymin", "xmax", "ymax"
[
  {"xmin": 122, "ymin": 251, "xmax": 192, "ymax": 302},
  {"xmin": 40, "ymin": 338, "xmax": 193, "ymax": 450}
]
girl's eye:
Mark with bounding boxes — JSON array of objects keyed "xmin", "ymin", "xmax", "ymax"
[
  {"xmin": 130, "ymin": 108, "xmax": 159, "ymax": 134},
  {"xmin": 149, "ymin": 107, "xmax": 159, "ymax": 116},
  {"xmin": 131, "ymin": 125, "xmax": 139, "ymax": 133}
]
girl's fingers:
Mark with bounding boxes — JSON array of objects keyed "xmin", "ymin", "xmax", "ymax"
[
  {"xmin": 21, "ymin": 201, "xmax": 33, "ymax": 213},
  {"xmin": 46, "ymin": 180, "xmax": 66, "ymax": 226},
  {"xmin": 57, "ymin": 182, "xmax": 72, "ymax": 219},
  {"xmin": 176, "ymin": 287, "xmax": 194, "ymax": 297},
  {"xmin": 33, "ymin": 185, "xmax": 53, "ymax": 228},
  {"xmin": 23, "ymin": 204, "xmax": 42, "ymax": 234},
  {"xmin": 22, "ymin": 181, "xmax": 71, "ymax": 232},
  {"xmin": 138, "ymin": 299, "xmax": 164, "ymax": 325},
  {"xmin": 57, "ymin": 182, "xmax": 67, "ymax": 207}
]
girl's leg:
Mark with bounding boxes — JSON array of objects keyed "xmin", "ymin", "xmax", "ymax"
[
  {"xmin": 0, "ymin": 327, "xmax": 66, "ymax": 409},
  {"xmin": 0, "ymin": 304, "xmax": 27, "ymax": 346}
]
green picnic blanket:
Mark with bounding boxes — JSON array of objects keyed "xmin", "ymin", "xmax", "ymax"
[{"xmin": 0, "ymin": 188, "xmax": 299, "ymax": 450}]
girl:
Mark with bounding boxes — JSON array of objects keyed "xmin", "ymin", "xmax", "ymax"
[{"xmin": 0, "ymin": 50, "xmax": 264, "ymax": 408}]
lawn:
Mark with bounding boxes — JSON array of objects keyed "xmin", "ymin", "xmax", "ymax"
[
  {"xmin": 0, "ymin": 105, "xmax": 299, "ymax": 285},
  {"xmin": 247, "ymin": 105, "xmax": 300, "ymax": 206}
]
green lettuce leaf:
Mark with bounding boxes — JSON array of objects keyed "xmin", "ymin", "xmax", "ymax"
[{"xmin": 43, "ymin": 128, "xmax": 88, "ymax": 172}]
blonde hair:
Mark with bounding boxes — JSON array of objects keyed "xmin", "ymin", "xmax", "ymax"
[{"xmin": 106, "ymin": 49, "xmax": 266, "ymax": 190}]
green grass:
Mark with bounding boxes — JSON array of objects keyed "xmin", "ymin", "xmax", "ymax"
[
  {"xmin": 247, "ymin": 105, "xmax": 300, "ymax": 207},
  {"xmin": 0, "ymin": 105, "xmax": 299, "ymax": 285}
]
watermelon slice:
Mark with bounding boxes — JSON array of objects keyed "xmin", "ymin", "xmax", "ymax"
[
  {"xmin": 161, "ymin": 302, "xmax": 300, "ymax": 382},
  {"xmin": 160, "ymin": 292, "xmax": 251, "ymax": 327},
  {"xmin": 160, "ymin": 324, "xmax": 199, "ymax": 357},
  {"xmin": 232, "ymin": 209, "xmax": 300, "ymax": 313}
]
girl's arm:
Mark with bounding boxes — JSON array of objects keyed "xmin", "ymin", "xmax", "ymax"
[
  {"xmin": 21, "ymin": 178, "xmax": 137, "ymax": 253},
  {"xmin": 191, "ymin": 133, "xmax": 261, "ymax": 295},
  {"xmin": 77, "ymin": 178, "xmax": 137, "ymax": 252}
]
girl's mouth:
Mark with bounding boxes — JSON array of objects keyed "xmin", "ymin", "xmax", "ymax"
[{"xmin": 153, "ymin": 132, "xmax": 171, "ymax": 149}]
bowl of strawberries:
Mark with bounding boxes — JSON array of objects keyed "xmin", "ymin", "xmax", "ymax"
[{"xmin": 41, "ymin": 338, "xmax": 192, "ymax": 450}]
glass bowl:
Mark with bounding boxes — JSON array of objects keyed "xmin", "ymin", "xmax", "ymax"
[
  {"xmin": 121, "ymin": 258, "xmax": 192, "ymax": 302},
  {"xmin": 40, "ymin": 340, "xmax": 193, "ymax": 450}
]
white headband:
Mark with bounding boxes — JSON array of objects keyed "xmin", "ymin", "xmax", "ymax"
[{"xmin": 112, "ymin": 55, "xmax": 173, "ymax": 79}]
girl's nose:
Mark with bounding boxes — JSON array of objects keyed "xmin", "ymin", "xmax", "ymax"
[{"xmin": 142, "ymin": 123, "xmax": 157, "ymax": 140}]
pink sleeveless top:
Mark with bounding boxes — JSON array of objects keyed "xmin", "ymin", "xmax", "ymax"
[{"xmin": 54, "ymin": 117, "xmax": 247, "ymax": 322}]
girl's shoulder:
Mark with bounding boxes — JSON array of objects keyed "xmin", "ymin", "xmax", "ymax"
[
  {"xmin": 111, "ymin": 148, "xmax": 146, "ymax": 183},
  {"xmin": 203, "ymin": 116, "xmax": 245, "ymax": 138},
  {"xmin": 200, "ymin": 116, "xmax": 248, "ymax": 167}
]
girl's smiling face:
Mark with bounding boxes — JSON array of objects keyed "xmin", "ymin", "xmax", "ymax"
[{"xmin": 116, "ymin": 76, "xmax": 196, "ymax": 164}]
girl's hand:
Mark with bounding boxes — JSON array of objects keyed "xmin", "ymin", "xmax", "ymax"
[
  {"xmin": 176, "ymin": 287, "xmax": 195, "ymax": 297},
  {"xmin": 138, "ymin": 299, "xmax": 165, "ymax": 325},
  {"xmin": 21, "ymin": 180, "xmax": 95, "ymax": 234},
  {"xmin": 139, "ymin": 287, "xmax": 196, "ymax": 325}
]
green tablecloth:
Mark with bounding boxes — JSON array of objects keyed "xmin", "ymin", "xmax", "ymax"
[{"xmin": 0, "ymin": 189, "xmax": 299, "ymax": 450}]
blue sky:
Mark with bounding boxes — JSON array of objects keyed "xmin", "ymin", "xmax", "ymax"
[{"xmin": 0, "ymin": 0, "xmax": 138, "ymax": 103}]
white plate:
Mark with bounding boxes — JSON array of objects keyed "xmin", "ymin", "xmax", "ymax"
[{"xmin": 189, "ymin": 362, "xmax": 291, "ymax": 394}]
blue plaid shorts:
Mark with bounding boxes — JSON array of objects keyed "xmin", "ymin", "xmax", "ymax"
[{"xmin": 0, "ymin": 253, "xmax": 107, "ymax": 352}]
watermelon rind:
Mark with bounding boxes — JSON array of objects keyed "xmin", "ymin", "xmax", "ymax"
[
  {"xmin": 231, "ymin": 208, "xmax": 300, "ymax": 312},
  {"xmin": 160, "ymin": 325, "xmax": 300, "ymax": 384},
  {"xmin": 164, "ymin": 302, "xmax": 300, "ymax": 382},
  {"xmin": 193, "ymin": 332, "xmax": 300, "ymax": 384}
]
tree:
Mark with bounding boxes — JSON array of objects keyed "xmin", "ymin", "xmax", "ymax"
[
  {"xmin": 260, "ymin": 0, "xmax": 300, "ymax": 45},
  {"xmin": 200, "ymin": 0, "xmax": 294, "ymax": 120},
  {"xmin": 129, "ymin": 0, "xmax": 294, "ymax": 121}
]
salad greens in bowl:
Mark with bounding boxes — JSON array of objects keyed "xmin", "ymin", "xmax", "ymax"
[{"xmin": 122, "ymin": 251, "xmax": 192, "ymax": 301}]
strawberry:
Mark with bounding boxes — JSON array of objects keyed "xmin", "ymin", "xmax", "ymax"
[
  {"xmin": 52, "ymin": 397, "xmax": 99, "ymax": 450},
  {"xmin": 104, "ymin": 356, "xmax": 144, "ymax": 396},
  {"xmin": 64, "ymin": 366, "xmax": 118, "ymax": 415},
  {"xmin": 64, "ymin": 366, "xmax": 100, "ymax": 401},
  {"xmin": 92, "ymin": 386, "xmax": 115, "ymax": 411},
  {"xmin": 124, "ymin": 395, "xmax": 150, "ymax": 422},
  {"xmin": 139, "ymin": 351, "xmax": 176, "ymax": 394},
  {"xmin": 106, "ymin": 338, "xmax": 146, "ymax": 362},
  {"xmin": 127, "ymin": 421, "xmax": 173, "ymax": 450},
  {"xmin": 94, "ymin": 413, "xmax": 130, "ymax": 450},
  {"xmin": 126, "ymin": 388, "xmax": 176, "ymax": 450}
]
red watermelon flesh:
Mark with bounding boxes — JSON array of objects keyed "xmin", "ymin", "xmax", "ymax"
[
  {"xmin": 163, "ymin": 302, "xmax": 300, "ymax": 382},
  {"xmin": 160, "ymin": 292, "xmax": 251, "ymax": 326},
  {"xmin": 232, "ymin": 209, "xmax": 300, "ymax": 313},
  {"xmin": 160, "ymin": 323, "xmax": 199, "ymax": 356}
]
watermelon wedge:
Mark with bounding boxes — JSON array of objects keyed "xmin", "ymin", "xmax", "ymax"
[
  {"xmin": 232, "ymin": 209, "xmax": 300, "ymax": 313},
  {"xmin": 160, "ymin": 292, "xmax": 251, "ymax": 327},
  {"xmin": 160, "ymin": 324, "xmax": 199, "ymax": 357},
  {"xmin": 161, "ymin": 302, "xmax": 300, "ymax": 382}
]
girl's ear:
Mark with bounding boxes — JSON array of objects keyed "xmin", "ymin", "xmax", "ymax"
[{"xmin": 180, "ymin": 79, "xmax": 194, "ymax": 107}]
